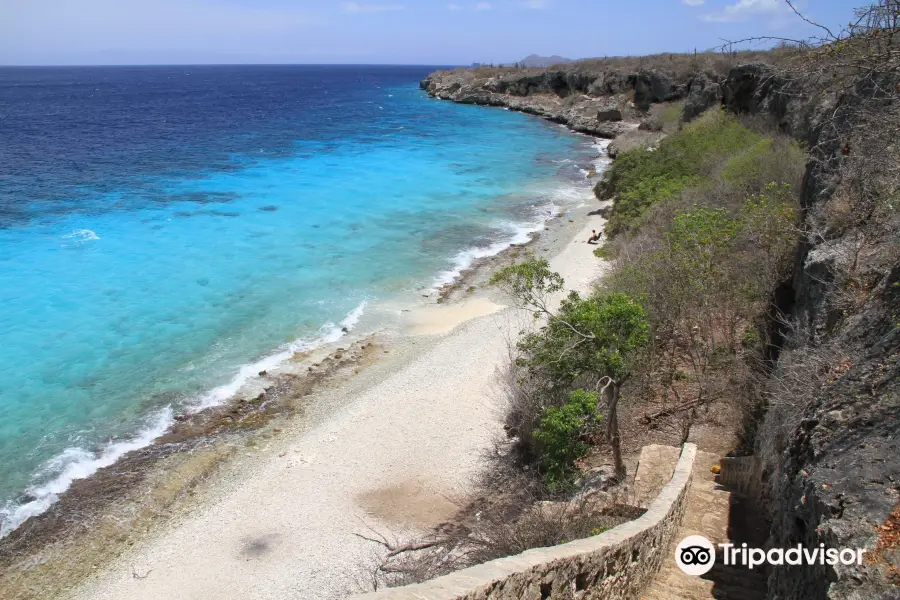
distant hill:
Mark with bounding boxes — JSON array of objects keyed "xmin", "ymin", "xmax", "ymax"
[{"xmin": 517, "ymin": 54, "xmax": 573, "ymax": 67}]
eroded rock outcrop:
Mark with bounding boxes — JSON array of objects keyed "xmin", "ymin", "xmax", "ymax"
[
  {"xmin": 682, "ymin": 71, "xmax": 722, "ymax": 122},
  {"xmin": 420, "ymin": 66, "xmax": 688, "ymax": 138}
]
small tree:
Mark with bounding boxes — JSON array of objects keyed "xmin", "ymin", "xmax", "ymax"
[{"xmin": 492, "ymin": 259, "xmax": 649, "ymax": 480}]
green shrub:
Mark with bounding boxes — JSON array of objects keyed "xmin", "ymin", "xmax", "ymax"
[
  {"xmin": 722, "ymin": 138, "xmax": 805, "ymax": 194},
  {"xmin": 593, "ymin": 244, "xmax": 614, "ymax": 260},
  {"xmin": 602, "ymin": 109, "xmax": 763, "ymax": 233},
  {"xmin": 722, "ymin": 137, "xmax": 774, "ymax": 186},
  {"xmin": 668, "ymin": 206, "xmax": 740, "ymax": 251},
  {"xmin": 518, "ymin": 291, "xmax": 649, "ymax": 392},
  {"xmin": 534, "ymin": 389, "xmax": 600, "ymax": 490}
]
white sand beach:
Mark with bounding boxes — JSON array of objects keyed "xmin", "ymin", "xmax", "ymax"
[{"xmin": 68, "ymin": 209, "xmax": 610, "ymax": 600}]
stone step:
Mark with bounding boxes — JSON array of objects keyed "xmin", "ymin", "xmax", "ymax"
[
  {"xmin": 709, "ymin": 567, "xmax": 769, "ymax": 588},
  {"xmin": 643, "ymin": 579, "xmax": 767, "ymax": 600},
  {"xmin": 652, "ymin": 563, "xmax": 767, "ymax": 593},
  {"xmin": 641, "ymin": 583, "xmax": 691, "ymax": 600},
  {"xmin": 640, "ymin": 448, "xmax": 770, "ymax": 600}
]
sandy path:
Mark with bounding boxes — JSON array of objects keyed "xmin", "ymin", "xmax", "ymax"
[{"xmin": 69, "ymin": 210, "xmax": 609, "ymax": 600}]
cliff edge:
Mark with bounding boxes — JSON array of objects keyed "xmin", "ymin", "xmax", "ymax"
[{"xmin": 421, "ymin": 54, "xmax": 899, "ymax": 599}]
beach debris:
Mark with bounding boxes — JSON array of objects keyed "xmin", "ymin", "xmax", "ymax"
[
  {"xmin": 131, "ymin": 565, "xmax": 153, "ymax": 580},
  {"xmin": 353, "ymin": 529, "xmax": 441, "ymax": 558}
]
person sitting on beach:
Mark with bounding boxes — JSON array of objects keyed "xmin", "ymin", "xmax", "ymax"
[{"xmin": 587, "ymin": 230, "xmax": 602, "ymax": 244}]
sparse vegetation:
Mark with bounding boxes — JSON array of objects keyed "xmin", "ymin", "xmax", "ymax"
[
  {"xmin": 598, "ymin": 110, "xmax": 776, "ymax": 233},
  {"xmin": 460, "ymin": 48, "xmax": 796, "ymax": 82},
  {"xmin": 490, "ymin": 261, "xmax": 649, "ymax": 485},
  {"xmin": 358, "ymin": 2, "xmax": 900, "ymax": 594}
]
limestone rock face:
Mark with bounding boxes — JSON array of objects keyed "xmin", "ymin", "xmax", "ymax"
[
  {"xmin": 633, "ymin": 70, "xmax": 682, "ymax": 110},
  {"xmin": 588, "ymin": 71, "xmax": 631, "ymax": 96},
  {"xmin": 681, "ymin": 72, "xmax": 722, "ymax": 122},
  {"xmin": 717, "ymin": 63, "xmax": 900, "ymax": 600},
  {"xmin": 722, "ymin": 63, "xmax": 779, "ymax": 114}
]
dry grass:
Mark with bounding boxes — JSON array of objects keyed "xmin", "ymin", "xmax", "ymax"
[
  {"xmin": 354, "ymin": 457, "xmax": 639, "ymax": 592},
  {"xmin": 459, "ymin": 49, "xmax": 795, "ymax": 81}
]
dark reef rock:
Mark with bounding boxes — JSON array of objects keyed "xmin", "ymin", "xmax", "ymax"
[{"xmin": 596, "ymin": 106, "xmax": 623, "ymax": 122}]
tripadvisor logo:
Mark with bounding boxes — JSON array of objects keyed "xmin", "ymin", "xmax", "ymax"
[
  {"xmin": 675, "ymin": 535, "xmax": 867, "ymax": 576},
  {"xmin": 676, "ymin": 535, "xmax": 716, "ymax": 576}
]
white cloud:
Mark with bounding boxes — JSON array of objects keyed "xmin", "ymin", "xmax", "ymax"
[
  {"xmin": 341, "ymin": 2, "xmax": 404, "ymax": 13},
  {"xmin": 475, "ymin": 2, "xmax": 493, "ymax": 10},
  {"xmin": 701, "ymin": 0, "xmax": 788, "ymax": 23},
  {"xmin": 447, "ymin": 3, "xmax": 462, "ymax": 9},
  {"xmin": 682, "ymin": 0, "xmax": 705, "ymax": 6},
  {"xmin": 523, "ymin": 0, "xmax": 550, "ymax": 8}
]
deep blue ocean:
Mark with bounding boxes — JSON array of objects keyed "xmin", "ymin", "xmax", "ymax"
[{"xmin": 0, "ymin": 65, "xmax": 597, "ymax": 535}]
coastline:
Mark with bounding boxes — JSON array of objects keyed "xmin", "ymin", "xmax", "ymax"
[
  {"xmin": 0, "ymin": 144, "xmax": 611, "ymax": 599},
  {"xmin": 0, "ymin": 133, "xmax": 604, "ymax": 538},
  {"xmin": 57, "ymin": 198, "xmax": 611, "ymax": 600},
  {"xmin": 0, "ymin": 67, "xmax": 603, "ymax": 548}
]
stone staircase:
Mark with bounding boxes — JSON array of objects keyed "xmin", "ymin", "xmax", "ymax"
[{"xmin": 640, "ymin": 450, "xmax": 770, "ymax": 600}]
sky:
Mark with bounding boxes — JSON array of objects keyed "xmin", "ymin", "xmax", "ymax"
[{"xmin": 0, "ymin": 0, "xmax": 865, "ymax": 66}]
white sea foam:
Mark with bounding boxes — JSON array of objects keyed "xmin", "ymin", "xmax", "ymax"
[
  {"xmin": 591, "ymin": 139, "xmax": 614, "ymax": 173},
  {"xmin": 193, "ymin": 301, "xmax": 367, "ymax": 411},
  {"xmin": 0, "ymin": 302, "xmax": 367, "ymax": 537},
  {"xmin": 429, "ymin": 194, "xmax": 574, "ymax": 291},
  {"xmin": 428, "ymin": 178, "xmax": 593, "ymax": 292},
  {"xmin": 430, "ymin": 222, "xmax": 544, "ymax": 290},
  {"xmin": 0, "ymin": 407, "xmax": 173, "ymax": 538},
  {"xmin": 548, "ymin": 183, "xmax": 592, "ymax": 205},
  {"xmin": 63, "ymin": 229, "xmax": 100, "ymax": 242}
]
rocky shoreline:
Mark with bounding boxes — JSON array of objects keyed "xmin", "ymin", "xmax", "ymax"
[
  {"xmin": 419, "ymin": 64, "xmax": 720, "ymax": 139},
  {"xmin": 0, "ymin": 334, "xmax": 385, "ymax": 599},
  {"xmin": 0, "ymin": 165, "xmax": 603, "ymax": 600}
]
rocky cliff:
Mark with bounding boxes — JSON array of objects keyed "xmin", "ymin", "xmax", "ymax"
[
  {"xmin": 419, "ymin": 65, "xmax": 695, "ymax": 137},
  {"xmin": 422, "ymin": 61, "xmax": 899, "ymax": 599},
  {"xmin": 718, "ymin": 63, "xmax": 900, "ymax": 600}
]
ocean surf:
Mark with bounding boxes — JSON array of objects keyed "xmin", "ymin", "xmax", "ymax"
[{"xmin": 0, "ymin": 65, "xmax": 600, "ymax": 535}]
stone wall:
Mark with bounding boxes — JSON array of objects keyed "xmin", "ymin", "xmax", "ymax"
[
  {"xmin": 718, "ymin": 456, "xmax": 764, "ymax": 499},
  {"xmin": 353, "ymin": 444, "xmax": 697, "ymax": 600}
]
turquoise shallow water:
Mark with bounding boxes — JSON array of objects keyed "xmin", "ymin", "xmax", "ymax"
[{"xmin": 0, "ymin": 65, "xmax": 597, "ymax": 534}]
